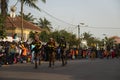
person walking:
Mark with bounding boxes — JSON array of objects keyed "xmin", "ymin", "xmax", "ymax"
[
  {"xmin": 59, "ymin": 37, "xmax": 67, "ymax": 66},
  {"xmin": 46, "ymin": 38, "xmax": 56, "ymax": 68},
  {"xmin": 33, "ymin": 32, "xmax": 42, "ymax": 69}
]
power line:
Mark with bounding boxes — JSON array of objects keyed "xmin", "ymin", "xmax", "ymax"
[
  {"xmin": 39, "ymin": 8, "xmax": 76, "ymax": 27},
  {"xmin": 40, "ymin": 9, "xmax": 120, "ymax": 30},
  {"xmin": 8, "ymin": 0, "xmax": 120, "ymax": 30},
  {"xmin": 83, "ymin": 26, "xmax": 120, "ymax": 29},
  {"xmin": 23, "ymin": 6, "xmax": 120, "ymax": 30}
]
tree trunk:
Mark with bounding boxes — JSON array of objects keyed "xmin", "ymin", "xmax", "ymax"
[{"xmin": 1, "ymin": 0, "xmax": 8, "ymax": 17}]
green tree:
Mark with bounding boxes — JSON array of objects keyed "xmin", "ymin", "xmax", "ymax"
[
  {"xmin": 0, "ymin": 0, "xmax": 8, "ymax": 17},
  {"xmin": 50, "ymin": 30, "xmax": 78, "ymax": 48},
  {"xmin": 19, "ymin": 12, "xmax": 36, "ymax": 22},
  {"xmin": 19, "ymin": 0, "xmax": 46, "ymax": 18},
  {"xmin": 82, "ymin": 32, "xmax": 93, "ymax": 47},
  {"xmin": 39, "ymin": 31, "xmax": 49, "ymax": 42},
  {"xmin": 19, "ymin": 0, "xmax": 46, "ymax": 12},
  {"xmin": 29, "ymin": 31, "xmax": 35, "ymax": 39},
  {"xmin": 0, "ymin": 0, "xmax": 46, "ymax": 18},
  {"xmin": 104, "ymin": 37, "xmax": 115, "ymax": 50},
  {"xmin": 0, "ymin": 0, "xmax": 8, "ymax": 39},
  {"xmin": 82, "ymin": 32, "xmax": 92, "ymax": 39},
  {"xmin": 38, "ymin": 17, "xmax": 52, "ymax": 33},
  {"xmin": 19, "ymin": 0, "xmax": 46, "ymax": 41},
  {"xmin": 81, "ymin": 32, "xmax": 102, "ymax": 48},
  {"xmin": 0, "ymin": 14, "xmax": 7, "ymax": 39},
  {"xmin": 39, "ymin": 29, "xmax": 79, "ymax": 47}
]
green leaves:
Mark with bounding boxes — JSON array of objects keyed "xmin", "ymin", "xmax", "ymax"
[
  {"xmin": 19, "ymin": 12, "xmax": 36, "ymax": 22},
  {"xmin": 21, "ymin": 0, "xmax": 46, "ymax": 11},
  {"xmin": 38, "ymin": 17, "xmax": 51, "ymax": 33}
]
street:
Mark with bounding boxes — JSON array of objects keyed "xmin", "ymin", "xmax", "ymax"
[{"xmin": 0, "ymin": 58, "xmax": 120, "ymax": 80}]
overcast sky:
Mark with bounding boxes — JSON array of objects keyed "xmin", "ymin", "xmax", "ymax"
[{"xmin": 8, "ymin": 0, "xmax": 120, "ymax": 39}]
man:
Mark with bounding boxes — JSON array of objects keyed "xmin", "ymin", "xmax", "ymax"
[
  {"xmin": 33, "ymin": 32, "xmax": 42, "ymax": 69},
  {"xmin": 59, "ymin": 37, "xmax": 67, "ymax": 66},
  {"xmin": 46, "ymin": 38, "xmax": 56, "ymax": 68}
]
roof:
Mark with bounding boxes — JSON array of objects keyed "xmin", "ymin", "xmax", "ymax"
[{"xmin": 5, "ymin": 16, "xmax": 41, "ymax": 31}]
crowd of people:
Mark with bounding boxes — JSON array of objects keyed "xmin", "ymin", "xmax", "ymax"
[
  {"xmin": 0, "ymin": 37, "xmax": 120, "ymax": 68},
  {"xmin": 68, "ymin": 47, "xmax": 120, "ymax": 60},
  {"xmin": 0, "ymin": 35, "xmax": 68, "ymax": 68}
]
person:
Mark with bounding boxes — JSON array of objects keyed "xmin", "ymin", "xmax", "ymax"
[
  {"xmin": 20, "ymin": 43, "xmax": 28, "ymax": 63},
  {"xmin": 59, "ymin": 37, "xmax": 67, "ymax": 66},
  {"xmin": 8, "ymin": 42, "xmax": 16, "ymax": 64},
  {"xmin": 34, "ymin": 32, "xmax": 40, "ymax": 42},
  {"xmin": 32, "ymin": 32, "xmax": 42, "ymax": 69},
  {"xmin": 34, "ymin": 41, "xmax": 42, "ymax": 68},
  {"xmin": 46, "ymin": 38, "xmax": 56, "ymax": 68},
  {"xmin": 30, "ymin": 42, "xmax": 35, "ymax": 64}
]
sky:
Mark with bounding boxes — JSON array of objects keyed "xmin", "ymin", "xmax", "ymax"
[{"xmin": 8, "ymin": 0, "xmax": 120, "ymax": 39}]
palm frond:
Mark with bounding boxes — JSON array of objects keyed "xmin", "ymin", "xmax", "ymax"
[{"xmin": 24, "ymin": 0, "xmax": 40, "ymax": 11}]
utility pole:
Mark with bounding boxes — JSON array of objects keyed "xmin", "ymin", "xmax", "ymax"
[
  {"xmin": 78, "ymin": 25, "xmax": 80, "ymax": 39},
  {"xmin": 21, "ymin": 0, "xmax": 24, "ymax": 42},
  {"xmin": 78, "ymin": 25, "xmax": 80, "ymax": 48},
  {"xmin": 78, "ymin": 23, "xmax": 85, "ymax": 48}
]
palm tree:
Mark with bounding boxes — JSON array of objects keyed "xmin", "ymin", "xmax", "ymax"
[
  {"xmin": 38, "ymin": 17, "xmax": 52, "ymax": 33},
  {"xmin": 19, "ymin": 0, "xmax": 46, "ymax": 15},
  {"xmin": 0, "ymin": 0, "xmax": 46, "ymax": 17},
  {"xmin": 0, "ymin": 0, "xmax": 9, "ymax": 39},
  {"xmin": 82, "ymin": 32, "xmax": 92, "ymax": 39},
  {"xmin": 19, "ymin": 12, "xmax": 37, "ymax": 22},
  {"xmin": 19, "ymin": 0, "xmax": 46, "ymax": 41},
  {"xmin": 0, "ymin": 14, "xmax": 7, "ymax": 39},
  {"xmin": 19, "ymin": 0, "xmax": 46, "ymax": 68},
  {"xmin": 20, "ymin": 0, "xmax": 46, "ymax": 16},
  {"xmin": 0, "ymin": 0, "xmax": 8, "ymax": 17},
  {"xmin": 104, "ymin": 37, "xmax": 116, "ymax": 50},
  {"xmin": 82, "ymin": 32, "xmax": 93, "ymax": 47}
]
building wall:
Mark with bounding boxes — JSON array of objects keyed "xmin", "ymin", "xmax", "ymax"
[{"xmin": 6, "ymin": 27, "xmax": 41, "ymax": 42}]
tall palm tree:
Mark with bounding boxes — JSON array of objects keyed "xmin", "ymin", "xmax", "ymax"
[
  {"xmin": 82, "ymin": 32, "xmax": 92, "ymax": 39},
  {"xmin": 0, "ymin": 0, "xmax": 46, "ymax": 16},
  {"xmin": 104, "ymin": 37, "xmax": 116, "ymax": 50},
  {"xmin": 0, "ymin": 0, "xmax": 8, "ymax": 17},
  {"xmin": 38, "ymin": 17, "xmax": 52, "ymax": 33},
  {"xmin": 19, "ymin": 0, "xmax": 46, "ymax": 41},
  {"xmin": 19, "ymin": 12, "xmax": 37, "ymax": 22},
  {"xmin": 19, "ymin": 0, "xmax": 46, "ymax": 11},
  {"xmin": 19, "ymin": 0, "xmax": 46, "ymax": 16},
  {"xmin": 0, "ymin": 0, "xmax": 9, "ymax": 39},
  {"xmin": 82, "ymin": 32, "xmax": 97, "ymax": 47}
]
